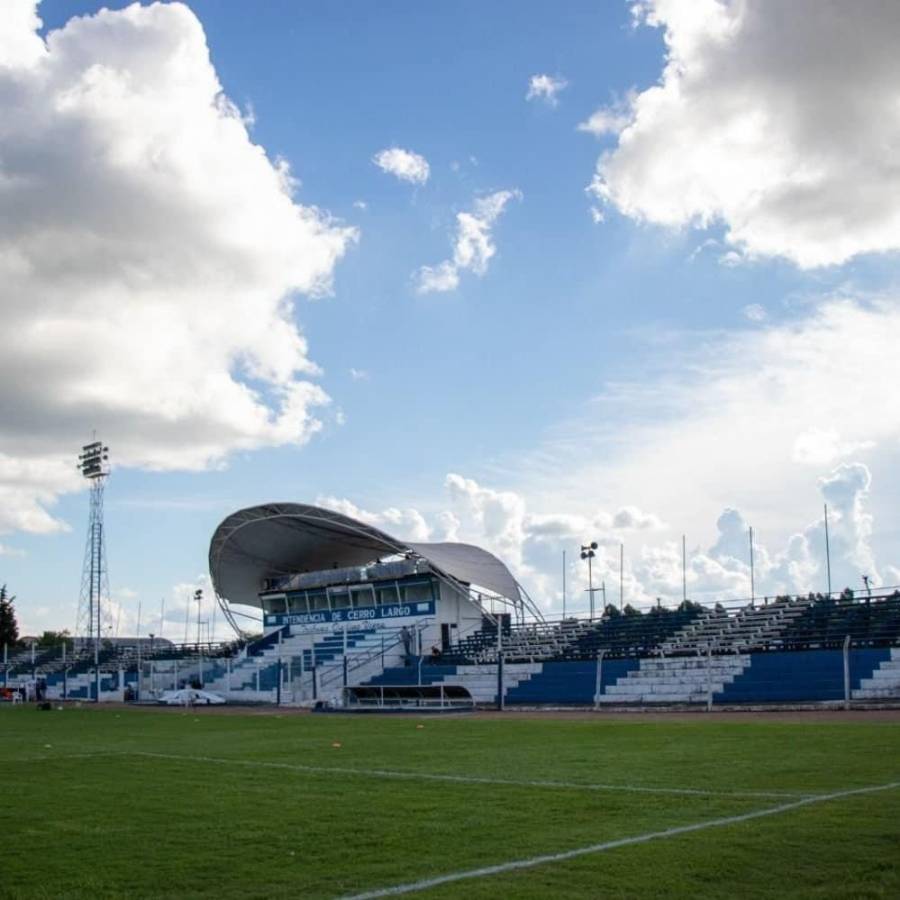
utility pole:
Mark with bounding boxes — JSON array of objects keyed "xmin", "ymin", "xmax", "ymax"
[
  {"xmin": 749, "ymin": 526, "xmax": 756, "ymax": 605},
  {"xmin": 682, "ymin": 534, "xmax": 687, "ymax": 603},
  {"xmin": 824, "ymin": 504, "xmax": 832, "ymax": 596}
]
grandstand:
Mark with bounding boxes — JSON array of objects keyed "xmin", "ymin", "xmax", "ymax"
[{"xmin": 4, "ymin": 501, "xmax": 900, "ymax": 708}]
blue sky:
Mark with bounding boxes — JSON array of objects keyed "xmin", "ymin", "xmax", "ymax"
[{"xmin": 3, "ymin": 0, "xmax": 900, "ymax": 638}]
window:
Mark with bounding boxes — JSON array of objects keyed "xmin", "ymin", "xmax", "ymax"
[
  {"xmin": 330, "ymin": 588, "xmax": 351, "ymax": 611},
  {"xmin": 351, "ymin": 586, "xmax": 376, "ymax": 609},
  {"xmin": 402, "ymin": 580, "xmax": 435, "ymax": 605},
  {"xmin": 376, "ymin": 583, "xmax": 401, "ymax": 607}
]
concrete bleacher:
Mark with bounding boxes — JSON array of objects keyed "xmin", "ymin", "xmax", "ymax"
[
  {"xmin": 200, "ymin": 624, "xmax": 409, "ymax": 702},
  {"xmin": 776, "ymin": 593, "xmax": 900, "ymax": 649},
  {"xmin": 443, "ymin": 607, "xmax": 702, "ymax": 665},
  {"xmin": 659, "ymin": 596, "xmax": 811, "ymax": 655},
  {"xmin": 597, "ymin": 654, "xmax": 750, "ymax": 704},
  {"xmin": 570, "ymin": 607, "xmax": 701, "ymax": 659},
  {"xmin": 8, "ymin": 592, "xmax": 895, "ymax": 707},
  {"xmin": 852, "ymin": 648, "xmax": 900, "ymax": 700}
]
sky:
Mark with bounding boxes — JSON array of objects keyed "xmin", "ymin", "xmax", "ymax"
[{"xmin": 3, "ymin": 0, "xmax": 900, "ymax": 640}]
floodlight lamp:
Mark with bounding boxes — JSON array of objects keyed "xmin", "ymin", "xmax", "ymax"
[{"xmin": 590, "ymin": 541, "xmax": 598, "ymax": 550}]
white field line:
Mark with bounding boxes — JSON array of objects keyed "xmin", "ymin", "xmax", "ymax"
[
  {"xmin": 342, "ymin": 780, "xmax": 900, "ymax": 900},
  {"xmin": 129, "ymin": 750, "xmax": 807, "ymax": 799},
  {"xmin": 4, "ymin": 751, "xmax": 126, "ymax": 762}
]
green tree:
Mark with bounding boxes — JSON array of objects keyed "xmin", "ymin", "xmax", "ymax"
[
  {"xmin": 36, "ymin": 629, "xmax": 70, "ymax": 648},
  {"xmin": 0, "ymin": 584, "xmax": 19, "ymax": 646}
]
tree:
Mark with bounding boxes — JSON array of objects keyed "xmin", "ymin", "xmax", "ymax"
[
  {"xmin": 36, "ymin": 629, "xmax": 70, "ymax": 648},
  {"xmin": 0, "ymin": 584, "xmax": 19, "ymax": 646}
]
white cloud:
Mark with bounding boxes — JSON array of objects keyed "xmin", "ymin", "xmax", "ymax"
[
  {"xmin": 416, "ymin": 261, "xmax": 460, "ymax": 294},
  {"xmin": 353, "ymin": 200, "xmax": 368, "ymax": 211},
  {"xmin": 372, "ymin": 147, "xmax": 430, "ymax": 185},
  {"xmin": 415, "ymin": 190, "xmax": 521, "ymax": 294},
  {"xmin": 0, "ymin": 0, "xmax": 44, "ymax": 69},
  {"xmin": 590, "ymin": 0, "xmax": 900, "ymax": 267},
  {"xmin": 349, "ymin": 367, "xmax": 370, "ymax": 381},
  {"xmin": 792, "ymin": 428, "xmax": 874, "ymax": 467},
  {"xmin": 525, "ymin": 297, "xmax": 900, "ymax": 538},
  {"xmin": 578, "ymin": 93, "xmax": 635, "ymax": 136},
  {"xmin": 526, "ymin": 73, "xmax": 568, "ymax": 106},
  {"xmin": 742, "ymin": 303, "xmax": 766, "ymax": 322},
  {"xmin": 0, "ymin": 1, "xmax": 356, "ymax": 535},
  {"xmin": 612, "ymin": 506, "xmax": 665, "ymax": 531},
  {"xmin": 0, "ymin": 543, "xmax": 25, "ymax": 557},
  {"xmin": 318, "ymin": 460, "xmax": 892, "ymax": 616},
  {"xmin": 316, "ymin": 495, "xmax": 432, "ymax": 543}
]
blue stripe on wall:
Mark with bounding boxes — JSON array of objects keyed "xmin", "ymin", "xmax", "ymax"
[
  {"xmin": 506, "ymin": 659, "xmax": 642, "ymax": 705},
  {"xmin": 716, "ymin": 648, "xmax": 891, "ymax": 703}
]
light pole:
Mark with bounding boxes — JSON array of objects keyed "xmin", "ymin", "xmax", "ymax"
[
  {"xmin": 581, "ymin": 542, "xmax": 598, "ymax": 619},
  {"xmin": 194, "ymin": 588, "xmax": 203, "ymax": 646}
]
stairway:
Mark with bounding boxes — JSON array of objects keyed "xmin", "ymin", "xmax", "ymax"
[
  {"xmin": 598, "ymin": 654, "xmax": 750, "ymax": 704},
  {"xmin": 852, "ymin": 648, "xmax": 900, "ymax": 700}
]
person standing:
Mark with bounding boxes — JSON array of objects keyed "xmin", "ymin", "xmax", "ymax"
[{"xmin": 400, "ymin": 626, "xmax": 413, "ymax": 666}]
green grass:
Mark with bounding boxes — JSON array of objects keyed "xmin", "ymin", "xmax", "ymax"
[{"xmin": 1, "ymin": 706, "xmax": 898, "ymax": 898}]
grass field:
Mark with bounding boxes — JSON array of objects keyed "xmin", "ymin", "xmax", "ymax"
[{"xmin": 1, "ymin": 705, "xmax": 899, "ymax": 899}]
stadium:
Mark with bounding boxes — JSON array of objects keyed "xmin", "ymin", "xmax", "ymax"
[
  {"xmin": 3, "ymin": 500, "xmax": 900, "ymax": 898},
  {"xmin": 3, "ymin": 500, "xmax": 900, "ymax": 709}
]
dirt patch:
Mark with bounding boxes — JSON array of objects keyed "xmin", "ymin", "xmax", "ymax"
[
  {"xmin": 95, "ymin": 702, "xmax": 900, "ymax": 724},
  {"xmin": 474, "ymin": 707, "xmax": 900, "ymax": 724}
]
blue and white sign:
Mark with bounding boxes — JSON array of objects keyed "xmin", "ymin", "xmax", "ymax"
[{"xmin": 265, "ymin": 600, "xmax": 434, "ymax": 628}]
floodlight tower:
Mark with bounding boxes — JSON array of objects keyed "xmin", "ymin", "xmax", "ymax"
[{"xmin": 75, "ymin": 441, "xmax": 111, "ymax": 667}]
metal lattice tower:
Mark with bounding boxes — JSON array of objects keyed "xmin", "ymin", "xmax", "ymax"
[{"xmin": 75, "ymin": 440, "xmax": 111, "ymax": 652}]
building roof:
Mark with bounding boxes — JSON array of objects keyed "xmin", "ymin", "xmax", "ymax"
[{"xmin": 208, "ymin": 502, "xmax": 521, "ymax": 609}]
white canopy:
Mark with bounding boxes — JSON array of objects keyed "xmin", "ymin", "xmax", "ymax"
[{"xmin": 209, "ymin": 503, "xmax": 521, "ymax": 608}]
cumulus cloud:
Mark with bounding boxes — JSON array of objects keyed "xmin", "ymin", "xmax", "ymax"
[
  {"xmin": 578, "ymin": 92, "xmax": 635, "ymax": 136},
  {"xmin": 316, "ymin": 495, "xmax": 432, "ymax": 543},
  {"xmin": 372, "ymin": 147, "xmax": 430, "ymax": 185},
  {"xmin": 526, "ymin": 74, "xmax": 568, "ymax": 106},
  {"xmin": 415, "ymin": 190, "xmax": 521, "ymax": 294},
  {"xmin": 0, "ymin": 1, "xmax": 356, "ymax": 535},
  {"xmin": 589, "ymin": 0, "xmax": 900, "ymax": 267},
  {"xmin": 612, "ymin": 505, "xmax": 665, "ymax": 531},
  {"xmin": 317, "ymin": 462, "xmax": 891, "ymax": 617},
  {"xmin": 792, "ymin": 428, "xmax": 874, "ymax": 467}
]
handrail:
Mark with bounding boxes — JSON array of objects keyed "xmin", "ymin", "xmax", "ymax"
[{"xmin": 317, "ymin": 618, "xmax": 432, "ymax": 690}]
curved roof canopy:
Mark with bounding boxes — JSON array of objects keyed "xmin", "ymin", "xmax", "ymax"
[{"xmin": 209, "ymin": 503, "xmax": 521, "ymax": 608}]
